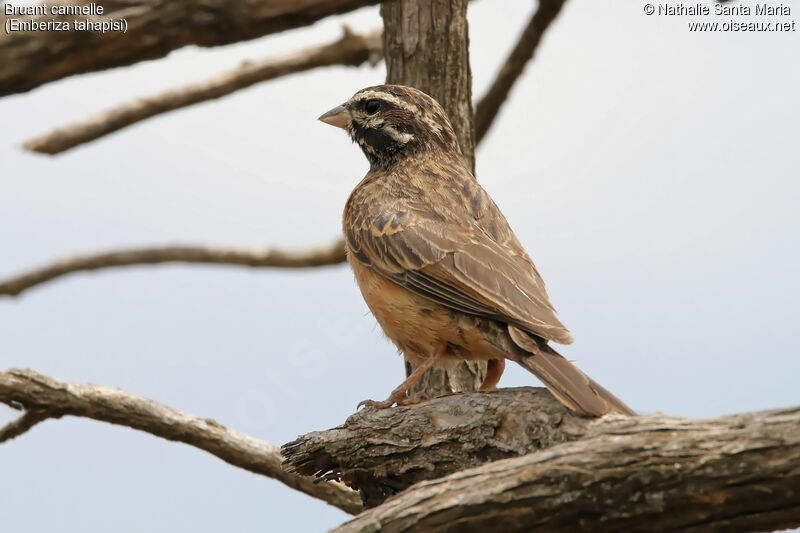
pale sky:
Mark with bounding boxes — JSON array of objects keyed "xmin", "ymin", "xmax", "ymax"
[{"xmin": 1, "ymin": 1, "xmax": 798, "ymax": 531}]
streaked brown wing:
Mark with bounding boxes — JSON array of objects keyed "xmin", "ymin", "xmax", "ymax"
[{"xmin": 346, "ymin": 210, "xmax": 573, "ymax": 345}]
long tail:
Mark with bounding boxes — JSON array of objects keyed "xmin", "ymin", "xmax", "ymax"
[{"xmin": 508, "ymin": 326, "xmax": 635, "ymax": 417}]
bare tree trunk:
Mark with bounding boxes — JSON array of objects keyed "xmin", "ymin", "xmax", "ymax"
[
  {"xmin": 380, "ymin": 0, "xmax": 487, "ymax": 399},
  {"xmin": 381, "ymin": 0, "xmax": 476, "ymax": 170}
]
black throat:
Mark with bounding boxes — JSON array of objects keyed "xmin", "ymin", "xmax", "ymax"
[{"xmin": 350, "ymin": 122, "xmax": 420, "ymax": 170}]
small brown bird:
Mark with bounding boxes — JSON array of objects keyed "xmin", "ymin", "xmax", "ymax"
[{"xmin": 320, "ymin": 85, "xmax": 634, "ymax": 417}]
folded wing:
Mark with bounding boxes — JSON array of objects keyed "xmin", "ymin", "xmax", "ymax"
[{"xmin": 346, "ymin": 209, "xmax": 573, "ymax": 345}]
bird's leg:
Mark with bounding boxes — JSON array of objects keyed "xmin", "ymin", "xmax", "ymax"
[
  {"xmin": 358, "ymin": 342, "xmax": 447, "ymax": 409},
  {"xmin": 480, "ymin": 358, "xmax": 506, "ymax": 390}
]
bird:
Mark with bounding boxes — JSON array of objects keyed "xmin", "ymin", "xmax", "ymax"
[{"xmin": 319, "ymin": 84, "xmax": 635, "ymax": 417}]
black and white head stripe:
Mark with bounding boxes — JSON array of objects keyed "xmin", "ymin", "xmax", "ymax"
[{"xmin": 343, "ymin": 85, "xmax": 460, "ymax": 168}]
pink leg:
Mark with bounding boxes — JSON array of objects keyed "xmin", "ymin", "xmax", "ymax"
[
  {"xmin": 358, "ymin": 342, "xmax": 447, "ymax": 409},
  {"xmin": 480, "ymin": 358, "xmax": 506, "ymax": 390}
]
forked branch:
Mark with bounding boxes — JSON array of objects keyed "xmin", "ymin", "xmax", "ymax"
[{"xmin": 0, "ymin": 368, "xmax": 362, "ymax": 515}]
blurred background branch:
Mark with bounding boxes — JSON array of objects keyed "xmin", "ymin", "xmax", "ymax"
[
  {"xmin": 0, "ymin": 241, "xmax": 346, "ymax": 297},
  {"xmin": 23, "ymin": 27, "xmax": 383, "ymax": 155},
  {"xmin": 1, "ymin": 0, "xmax": 547, "ymax": 297},
  {"xmin": 0, "ymin": 0, "xmax": 380, "ymax": 96},
  {"xmin": 474, "ymin": 0, "xmax": 566, "ymax": 144}
]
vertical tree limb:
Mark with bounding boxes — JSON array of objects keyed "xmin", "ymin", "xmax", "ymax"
[
  {"xmin": 381, "ymin": 0, "xmax": 476, "ymax": 172},
  {"xmin": 380, "ymin": 0, "xmax": 487, "ymax": 399}
]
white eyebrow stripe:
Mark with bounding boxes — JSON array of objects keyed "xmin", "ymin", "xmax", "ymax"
[
  {"xmin": 353, "ymin": 90, "xmax": 446, "ymax": 136},
  {"xmin": 352, "ymin": 90, "xmax": 419, "ymax": 114}
]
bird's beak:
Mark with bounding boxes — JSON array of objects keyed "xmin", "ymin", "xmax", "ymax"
[{"xmin": 318, "ymin": 105, "xmax": 351, "ymax": 129}]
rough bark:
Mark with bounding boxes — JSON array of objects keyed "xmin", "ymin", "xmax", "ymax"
[
  {"xmin": 283, "ymin": 387, "xmax": 591, "ymax": 508},
  {"xmin": 23, "ymin": 27, "xmax": 382, "ymax": 155},
  {"xmin": 0, "ymin": 368, "xmax": 362, "ymax": 514},
  {"xmin": 0, "ymin": 0, "xmax": 379, "ymax": 96},
  {"xmin": 381, "ymin": 0, "xmax": 475, "ymax": 170},
  {"xmin": 0, "ymin": 240, "xmax": 346, "ymax": 297},
  {"xmin": 282, "ymin": 391, "xmax": 800, "ymax": 532},
  {"xmin": 380, "ymin": 0, "xmax": 486, "ymax": 401}
]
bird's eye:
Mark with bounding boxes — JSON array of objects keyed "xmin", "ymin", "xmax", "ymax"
[{"xmin": 364, "ymin": 99, "xmax": 381, "ymax": 115}]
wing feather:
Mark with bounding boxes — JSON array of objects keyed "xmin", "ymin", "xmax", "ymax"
[{"xmin": 347, "ymin": 210, "xmax": 573, "ymax": 345}]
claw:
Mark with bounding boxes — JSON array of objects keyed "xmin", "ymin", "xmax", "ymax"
[
  {"xmin": 357, "ymin": 398, "xmax": 394, "ymax": 409},
  {"xmin": 357, "ymin": 342, "xmax": 447, "ymax": 410},
  {"xmin": 357, "ymin": 388, "xmax": 407, "ymax": 409}
]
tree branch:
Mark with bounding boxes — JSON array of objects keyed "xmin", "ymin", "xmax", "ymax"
[
  {"xmin": 0, "ymin": 368, "xmax": 362, "ymax": 515},
  {"xmin": 4, "ymin": 0, "xmax": 552, "ymax": 298},
  {"xmin": 0, "ymin": 406, "xmax": 57, "ymax": 443},
  {"xmin": 474, "ymin": 0, "xmax": 567, "ymax": 145},
  {"xmin": 0, "ymin": 240, "xmax": 346, "ymax": 297},
  {"xmin": 0, "ymin": 0, "xmax": 380, "ymax": 97},
  {"xmin": 283, "ymin": 388, "xmax": 592, "ymax": 508},
  {"xmin": 293, "ymin": 392, "xmax": 799, "ymax": 532},
  {"xmin": 22, "ymin": 27, "xmax": 383, "ymax": 155}
]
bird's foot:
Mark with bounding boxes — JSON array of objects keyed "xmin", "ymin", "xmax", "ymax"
[
  {"xmin": 357, "ymin": 397, "xmax": 394, "ymax": 409},
  {"xmin": 357, "ymin": 342, "xmax": 447, "ymax": 410},
  {"xmin": 357, "ymin": 390, "xmax": 423, "ymax": 409}
]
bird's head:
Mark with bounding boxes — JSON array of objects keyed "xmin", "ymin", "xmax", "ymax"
[{"xmin": 318, "ymin": 84, "xmax": 461, "ymax": 169}]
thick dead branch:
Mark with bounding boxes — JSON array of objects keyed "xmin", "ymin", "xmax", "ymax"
[
  {"xmin": 283, "ymin": 388, "xmax": 591, "ymax": 508},
  {"xmin": 474, "ymin": 0, "xmax": 566, "ymax": 144},
  {"xmin": 0, "ymin": 368, "xmax": 362, "ymax": 515},
  {"xmin": 23, "ymin": 27, "xmax": 383, "ymax": 155},
  {"xmin": 284, "ymin": 390, "xmax": 799, "ymax": 532},
  {"xmin": 0, "ymin": 240, "xmax": 346, "ymax": 297},
  {"xmin": 0, "ymin": 0, "xmax": 380, "ymax": 97}
]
